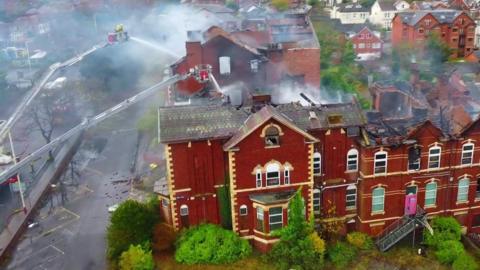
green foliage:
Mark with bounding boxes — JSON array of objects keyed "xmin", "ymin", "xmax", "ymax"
[
  {"xmin": 307, "ymin": 0, "xmax": 319, "ymax": 6},
  {"xmin": 327, "ymin": 241, "xmax": 357, "ymax": 268},
  {"xmin": 107, "ymin": 200, "xmax": 159, "ymax": 259},
  {"xmin": 342, "ymin": 41, "xmax": 356, "ymax": 66},
  {"xmin": 426, "ymin": 32, "xmax": 451, "ymax": 63},
  {"xmin": 346, "ymin": 232, "xmax": 374, "ymax": 250},
  {"xmin": 435, "ymin": 240, "xmax": 465, "ymax": 265},
  {"xmin": 359, "ymin": 0, "xmax": 376, "ymax": 8},
  {"xmin": 216, "ymin": 184, "xmax": 232, "ymax": 229},
  {"xmin": 225, "ymin": 0, "xmax": 239, "ymax": 10},
  {"xmin": 119, "ymin": 244, "xmax": 155, "ymax": 270},
  {"xmin": 137, "ymin": 107, "xmax": 157, "ymax": 137},
  {"xmin": 452, "ymin": 253, "xmax": 479, "ymax": 270},
  {"xmin": 424, "ymin": 217, "xmax": 462, "ymax": 248},
  {"xmin": 315, "ymin": 22, "xmax": 341, "ymax": 69},
  {"xmin": 268, "ymin": 189, "xmax": 325, "ymax": 270},
  {"xmin": 175, "ymin": 224, "xmax": 251, "ymax": 264},
  {"xmin": 271, "ymin": 0, "xmax": 290, "ymax": 11}
]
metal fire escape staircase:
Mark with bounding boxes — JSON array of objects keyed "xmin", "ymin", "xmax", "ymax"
[{"xmin": 375, "ymin": 206, "xmax": 433, "ymax": 252}]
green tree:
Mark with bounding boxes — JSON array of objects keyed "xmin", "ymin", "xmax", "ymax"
[
  {"xmin": 435, "ymin": 240, "xmax": 465, "ymax": 265},
  {"xmin": 453, "ymin": 254, "xmax": 479, "ymax": 270},
  {"xmin": 342, "ymin": 41, "xmax": 356, "ymax": 66},
  {"xmin": 119, "ymin": 244, "xmax": 155, "ymax": 270},
  {"xmin": 327, "ymin": 241, "xmax": 357, "ymax": 268},
  {"xmin": 107, "ymin": 200, "xmax": 159, "ymax": 259},
  {"xmin": 137, "ymin": 107, "xmax": 158, "ymax": 137},
  {"xmin": 272, "ymin": 0, "xmax": 290, "ymax": 11},
  {"xmin": 308, "ymin": 0, "xmax": 319, "ymax": 6},
  {"xmin": 424, "ymin": 217, "xmax": 462, "ymax": 249},
  {"xmin": 268, "ymin": 188, "xmax": 325, "ymax": 270},
  {"xmin": 426, "ymin": 32, "xmax": 451, "ymax": 63}
]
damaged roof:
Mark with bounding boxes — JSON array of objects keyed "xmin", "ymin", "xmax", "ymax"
[
  {"xmin": 159, "ymin": 102, "xmax": 365, "ymax": 144},
  {"xmin": 158, "ymin": 104, "xmax": 249, "ymax": 143}
]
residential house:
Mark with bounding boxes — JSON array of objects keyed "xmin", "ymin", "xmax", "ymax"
[
  {"xmin": 348, "ymin": 26, "xmax": 383, "ymax": 59},
  {"xmin": 410, "ymin": 1, "xmax": 450, "ymax": 10},
  {"xmin": 392, "ymin": 10, "xmax": 476, "ymax": 58},
  {"xmin": 331, "ymin": 3, "xmax": 370, "ymax": 24},
  {"xmin": 369, "ymin": 0, "xmax": 410, "ymax": 29}
]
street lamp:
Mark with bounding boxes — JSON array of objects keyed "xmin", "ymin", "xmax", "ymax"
[{"xmin": 0, "ymin": 120, "xmax": 27, "ymax": 214}]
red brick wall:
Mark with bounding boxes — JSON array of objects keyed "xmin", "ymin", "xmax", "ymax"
[
  {"xmin": 283, "ymin": 48, "xmax": 321, "ymax": 88},
  {"xmin": 351, "ymin": 28, "xmax": 383, "ymax": 55}
]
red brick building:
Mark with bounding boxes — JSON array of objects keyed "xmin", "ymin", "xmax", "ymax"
[
  {"xmin": 350, "ymin": 27, "xmax": 383, "ymax": 57},
  {"xmin": 392, "ymin": 10, "xmax": 476, "ymax": 58},
  {"xmin": 170, "ymin": 16, "xmax": 320, "ymax": 102},
  {"xmin": 157, "ymin": 102, "xmax": 364, "ymax": 250}
]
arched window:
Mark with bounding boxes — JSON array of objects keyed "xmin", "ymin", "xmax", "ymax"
[
  {"xmin": 284, "ymin": 168, "xmax": 290, "ymax": 185},
  {"xmin": 374, "ymin": 151, "xmax": 387, "ymax": 174},
  {"xmin": 180, "ymin": 204, "xmax": 189, "ymax": 216},
  {"xmin": 265, "ymin": 126, "xmax": 280, "ymax": 146},
  {"xmin": 266, "ymin": 163, "xmax": 280, "ymax": 186},
  {"xmin": 425, "ymin": 182, "xmax": 437, "ymax": 207},
  {"xmin": 346, "ymin": 149, "xmax": 359, "ymax": 171},
  {"xmin": 313, "ymin": 189, "xmax": 321, "ymax": 215},
  {"xmin": 372, "ymin": 187, "xmax": 385, "ymax": 212},
  {"xmin": 461, "ymin": 143, "xmax": 474, "ymax": 165},
  {"xmin": 346, "ymin": 184, "xmax": 357, "ymax": 209},
  {"xmin": 457, "ymin": 178, "xmax": 470, "ymax": 202},
  {"xmin": 313, "ymin": 152, "xmax": 321, "ymax": 175},
  {"xmin": 239, "ymin": 205, "xmax": 248, "ymax": 216},
  {"xmin": 428, "ymin": 146, "xmax": 441, "ymax": 169},
  {"xmin": 255, "ymin": 169, "xmax": 262, "ymax": 188}
]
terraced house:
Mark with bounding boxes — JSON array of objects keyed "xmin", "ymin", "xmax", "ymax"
[{"xmin": 156, "ymin": 100, "xmax": 480, "ymax": 251}]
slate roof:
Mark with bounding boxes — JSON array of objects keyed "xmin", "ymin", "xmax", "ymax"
[
  {"xmin": 336, "ymin": 3, "xmax": 369, "ymax": 12},
  {"xmin": 249, "ymin": 190, "xmax": 296, "ymax": 204},
  {"xmin": 397, "ymin": 10, "xmax": 466, "ymax": 26},
  {"xmin": 377, "ymin": 0, "xmax": 396, "ymax": 11},
  {"xmin": 158, "ymin": 104, "xmax": 249, "ymax": 143},
  {"xmin": 159, "ymin": 102, "xmax": 366, "ymax": 144}
]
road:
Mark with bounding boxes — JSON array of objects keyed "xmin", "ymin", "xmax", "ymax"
[{"xmin": 6, "ymin": 124, "xmax": 138, "ymax": 270}]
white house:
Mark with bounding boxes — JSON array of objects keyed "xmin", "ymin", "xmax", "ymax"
[
  {"xmin": 331, "ymin": 3, "xmax": 370, "ymax": 24},
  {"xmin": 369, "ymin": 0, "xmax": 410, "ymax": 29}
]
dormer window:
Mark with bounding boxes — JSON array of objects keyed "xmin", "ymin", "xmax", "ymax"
[{"xmin": 265, "ymin": 126, "xmax": 280, "ymax": 146}]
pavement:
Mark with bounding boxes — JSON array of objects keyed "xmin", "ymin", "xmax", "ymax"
[{"xmin": 5, "ymin": 127, "xmax": 138, "ymax": 270}]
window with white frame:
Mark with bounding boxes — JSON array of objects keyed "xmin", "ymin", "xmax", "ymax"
[
  {"xmin": 461, "ymin": 143, "xmax": 474, "ymax": 165},
  {"xmin": 457, "ymin": 178, "xmax": 470, "ymax": 202},
  {"xmin": 313, "ymin": 189, "xmax": 321, "ymax": 214},
  {"xmin": 256, "ymin": 169, "xmax": 262, "ymax": 188},
  {"xmin": 313, "ymin": 152, "xmax": 321, "ymax": 175},
  {"xmin": 358, "ymin": 43, "xmax": 365, "ymax": 48},
  {"xmin": 265, "ymin": 126, "xmax": 280, "ymax": 146},
  {"xmin": 347, "ymin": 149, "xmax": 359, "ymax": 171},
  {"xmin": 180, "ymin": 204, "xmax": 189, "ymax": 216},
  {"xmin": 425, "ymin": 182, "xmax": 437, "ymax": 207},
  {"xmin": 428, "ymin": 146, "xmax": 441, "ymax": 169},
  {"xmin": 256, "ymin": 207, "xmax": 264, "ymax": 231},
  {"xmin": 240, "ymin": 205, "xmax": 248, "ymax": 216},
  {"xmin": 219, "ymin": 56, "xmax": 231, "ymax": 75},
  {"xmin": 372, "ymin": 187, "xmax": 385, "ymax": 212},
  {"xmin": 284, "ymin": 168, "xmax": 290, "ymax": 185},
  {"xmin": 269, "ymin": 207, "xmax": 283, "ymax": 231},
  {"xmin": 346, "ymin": 185, "xmax": 357, "ymax": 209},
  {"xmin": 374, "ymin": 151, "xmax": 387, "ymax": 174},
  {"xmin": 266, "ymin": 163, "xmax": 280, "ymax": 186}
]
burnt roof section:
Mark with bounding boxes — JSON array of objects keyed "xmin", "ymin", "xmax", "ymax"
[
  {"xmin": 397, "ymin": 10, "xmax": 467, "ymax": 26},
  {"xmin": 158, "ymin": 104, "xmax": 249, "ymax": 143}
]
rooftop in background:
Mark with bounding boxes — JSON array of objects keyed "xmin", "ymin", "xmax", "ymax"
[
  {"xmin": 396, "ymin": 9, "xmax": 469, "ymax": 26},
  {"xmin": 335, "ymin": 3, "xmax": 370, "ymax": 13}
]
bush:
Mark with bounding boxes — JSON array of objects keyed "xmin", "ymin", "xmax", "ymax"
[
  {"xmin": 435, "ymin": 240, "xmax": 465, "ymax": 264},
  {"xmin": 107, "ymin": 200, "xmax": 159, "ymax": 259},
  {"xmin": 346, "ymin": 232, "xmax": 374, "ymax": 250},
  {"xmin": 424, "ymin": 217, "xmax": 462, "ymax": 248},
  {"xmin": 175, "ymin": 224, "xmax": 251, "ymax": 264},
  {"xmin": 327, "ymin": 242, "xmax": 357, "ymax": 268},
  {"xmin": 452, "ymin": 253, "xmax": 479, "ymax": 270},
  {"xmin": 271, "ymin": 0, "xmax": 289, "ymax": 11},
  {"xmin": 119, "ymin": 244, "xmax": 154, "ymax": 270},
  {"xmin": 268, "ymin": 189, "xmax": 325, "ymax": 270}
]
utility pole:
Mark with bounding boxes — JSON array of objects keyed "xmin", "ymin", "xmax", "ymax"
[
  {"xmin": 25, "ymin": 41, "xmax": 32, "ymax": 73},
  {"xmin": 8, "ymin": 130, "xmax": 27, "ymax": 214}
]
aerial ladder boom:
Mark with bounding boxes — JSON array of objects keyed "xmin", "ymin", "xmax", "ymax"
[
  {"xmin": 0, "ymin": 42, "xmax": 108, "ymax": 144},
  {"xmin": 0, "ymin": 65, "xmax": 211, "ymax": 184}
]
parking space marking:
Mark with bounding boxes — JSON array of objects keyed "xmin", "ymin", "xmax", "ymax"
[
  {"xmin": 35, "ymin": 207, "xmax": 80, "ymax": 240},
  {"xmin": 50, "ymin": 245, "xmax": 65, "ymax": 255}
]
